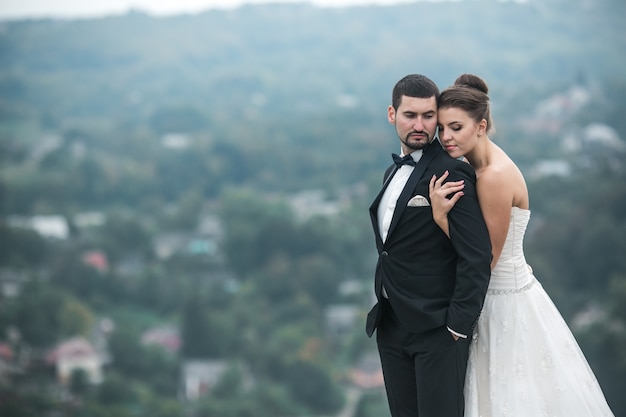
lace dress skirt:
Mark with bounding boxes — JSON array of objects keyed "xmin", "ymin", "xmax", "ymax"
[{"xmin": 464, "ymin": 275, "xmax": 615, "ymax": 417}]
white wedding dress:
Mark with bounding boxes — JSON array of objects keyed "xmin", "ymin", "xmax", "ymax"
[{"xmin": 464, "ymin": 207, "xmax": 614, "ymax": 417}]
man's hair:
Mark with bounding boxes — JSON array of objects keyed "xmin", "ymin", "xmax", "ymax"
[{"xmin": 392, "ymin": 74, "xmax": 440, "ymax": 110}]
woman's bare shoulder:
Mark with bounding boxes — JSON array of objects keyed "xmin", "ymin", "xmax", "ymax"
[{"xmin": 479, "ymin": 147, "xmax": 529, "ymax": 208}]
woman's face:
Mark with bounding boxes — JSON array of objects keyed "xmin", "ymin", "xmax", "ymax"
[{"xmin": 437, "ymin": 107, "xmax": 483, "ymax": 159}]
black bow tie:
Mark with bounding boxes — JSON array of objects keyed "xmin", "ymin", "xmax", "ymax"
[{"xmin": 392, "ymin": 153, "xmax": 416, "ymax": 168}]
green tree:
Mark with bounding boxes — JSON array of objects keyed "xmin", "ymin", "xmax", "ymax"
[
  {"xmin": 283, "ymin": 360, "xmax": 344, "ymax": 414},
  {"xmin": 96, "ymin": 373, "xmax": 138, "ymax": 405},
  {"xmin": 69, "ymin": 368, "xmax": 91, "ymax": 397},
  {"xmin": 10, "ymin": 281, "xmax": 65, "ymax": 347},
  {"xmin": 219, "ymin": 189, "xmax": 296, "ymax": 278},
  {"xmin": 575, "ymin": 275, "xmax": 626, "ymax": 414},
  {"xmin": 294, "ymin": 254, "xmax": 340, "ymax": 306},
  {"xmin": 355, "ymin": 390, "xmax": 391, "ymax": 417},
  {"xmin": 180, "ymin": 294, "xmax": 230, "ymax": 358},
  {"xmin": 100, "ymin": 212, "xmax": 152, "ymax": 262},
  {"xmin": 0, "ymin": 223, "xmax": 48, "ymax": 267},
  {"xmin": 59, "ymin": 296, "xmax": 95, "ymax": 337}
]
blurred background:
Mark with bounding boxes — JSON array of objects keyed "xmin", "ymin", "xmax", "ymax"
[{"xmin": 0, "ymin": 0, "xmax": 625, "ymax": 416}]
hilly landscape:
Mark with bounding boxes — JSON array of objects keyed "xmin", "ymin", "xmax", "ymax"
[{"xmin": 0, "ymin": 0, "xmax": 625, "ymax": 416}]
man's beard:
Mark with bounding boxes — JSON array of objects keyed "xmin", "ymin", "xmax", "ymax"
[{"xmin": 402, "ymin": 132, "xmax": 430, "ymax": 150}]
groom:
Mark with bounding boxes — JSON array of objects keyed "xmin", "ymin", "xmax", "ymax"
[{"xmin": 366, "ymin": 74, "xmax": 492, "ymax": 417}]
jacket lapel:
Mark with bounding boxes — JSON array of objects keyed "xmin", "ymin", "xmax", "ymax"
[
  {"xmin": 369, "ymin": 164, "xmax": 398, "ymax": 249},
  {"xmin": 385, "ymin": 143, "xmax": 441, "ymax": 241}
]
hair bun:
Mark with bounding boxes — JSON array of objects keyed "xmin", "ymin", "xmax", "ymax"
[{"xmin": 454, "ymin": 73, "xmax": 489, "ymax": 94}]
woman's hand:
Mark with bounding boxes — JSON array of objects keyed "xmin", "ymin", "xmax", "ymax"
[{"xmin": 429, "ymin": 171, "xmax": 465, "ymax": 236}]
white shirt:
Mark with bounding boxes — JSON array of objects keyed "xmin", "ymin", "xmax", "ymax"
[{"xmin": 377, "ymin": 149, "xmax": 422, "ymax": 243}]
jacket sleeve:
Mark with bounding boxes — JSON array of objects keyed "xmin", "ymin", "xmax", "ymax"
[{"xmin": 445, "ymin": 162, "xmax": 492, "ymax": 336}]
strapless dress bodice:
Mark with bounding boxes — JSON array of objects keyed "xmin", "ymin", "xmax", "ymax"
[{"xmin": 488, "ymin": 207, "xmax": 534, "ymax": 293}]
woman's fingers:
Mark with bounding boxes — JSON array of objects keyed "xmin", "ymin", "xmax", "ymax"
[
  {"xmin": 447, "ymin": 190, "xmax": 464, "ymax": 206},
  {"xmin": 429, "ymin": 174, "xmax": 437, "ymax": 193},
  {"xmin": 441, "ymin": 182, "xmax": 464, "ymax": 195},
  {"xmin": 435, "ymin": 170, "xmax": 449, "ymax": 188},
  {"xmin": 430, "ymin": 171, "xmax": 465, "ymax": 198}
]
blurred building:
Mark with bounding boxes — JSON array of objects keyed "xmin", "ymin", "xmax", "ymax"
[
  {"xmin": 349, "ymin": 353, "xmax": 384, "ymax": 390},
  {"xmin": 180, "ymin": 359, "xmax": 229, "ymax": 400},
  {"xmin": 46, "ymin": 337, "xmax": 104, "ymax": 385}
]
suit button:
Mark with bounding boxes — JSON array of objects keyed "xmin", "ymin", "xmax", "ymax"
[{"xmin": 381, "ymin": 251, "xmax": 388, "ymax": 256}]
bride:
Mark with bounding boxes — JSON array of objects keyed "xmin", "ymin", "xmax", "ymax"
[{"xmin": 429, "ymin": 73, "xmax": 615, "ymax": 417}]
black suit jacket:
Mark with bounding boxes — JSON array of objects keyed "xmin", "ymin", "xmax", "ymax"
[{"xmin": 366, "ymin": 140, "xmax": 492, "ymax": 337}]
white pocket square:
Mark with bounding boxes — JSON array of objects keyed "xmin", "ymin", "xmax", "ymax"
[{"xmin": 407, "ymin": 195, "xmax": 430, "ymax": 207}]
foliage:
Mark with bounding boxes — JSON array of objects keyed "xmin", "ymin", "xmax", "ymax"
[
  {"xmin": 283, "ymin": 359, "xmax": 345, "ymax": 414},
  {"xmin": 574, "ymin": 275, "xmax": 626, "ymax": 414},
  {"xmin": 1, "ymin": 280, "xmax": 67, "ymax": 346},
  {"xmin": 0, "ymin": 222, "xmax": 49, "ymax": 266},
  {"xmin": 525, "ymin": 170, "xmax": 626, "ymax": 318},
  {"xmin": 355, "ymin": 390, "xmax": 392, "ymax": 417}
]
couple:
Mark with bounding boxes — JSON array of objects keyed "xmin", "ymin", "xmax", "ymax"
[{"xmin": 366, "ymin": 73, "xmax": 615, "ymax": 417}]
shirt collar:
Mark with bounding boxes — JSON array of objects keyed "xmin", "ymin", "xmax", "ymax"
[{"xmin": 400, "ymin": 149, "xmax": 423, "ymax": 162}]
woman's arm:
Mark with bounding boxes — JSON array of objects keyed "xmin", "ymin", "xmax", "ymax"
[
  {"xmin": 430, "ymin": 168, "xmax": 513, "ymax": 269},
  {"xmin": 475, "ymin": 169, "xmax": 512, "ymax": 269}
]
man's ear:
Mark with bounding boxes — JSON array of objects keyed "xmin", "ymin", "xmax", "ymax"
[{"xmin": 388, "ymin": 105, "xmax": 396, "ymax": 124}]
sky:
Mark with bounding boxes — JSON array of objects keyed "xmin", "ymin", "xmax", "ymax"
[{"xmin": 0, "ymin": 0, "xmax": 417, "ymax": 19}]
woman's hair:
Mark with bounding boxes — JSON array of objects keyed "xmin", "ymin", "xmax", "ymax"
[{"xmin": 438, "ymin": 73, "xmax": 494, "ymax": 134}]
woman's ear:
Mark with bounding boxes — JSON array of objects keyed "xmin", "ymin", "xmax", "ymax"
[{"xmin": 477, "ymin": 119, "xmax": 487, "ymax": 136}]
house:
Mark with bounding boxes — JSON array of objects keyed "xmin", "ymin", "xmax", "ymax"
[
  {"xmin": 287, "ymin": 189, "xmax": 341, "ymax": 222},
  {"xmin": 518, "ymin": 85, "xmax": 592, "ymax": 134},
  {"xmin": 73, "ymin": 211, "xmax": 106, "ymax": 229},
  {"xmin": 0, "ymin": 268, "xmax": 27, "ymax": 298},
  {"xmin": 0, "ymin": 342, "xmax": 17, "ymax": 386},
  {"xmin": 562, "ymin": 123, "xmax": 625, "ymax": 154},
  {"xmin": 82, "ymin": 250, "xmax": 109, "ymax": 273},
  {"xmin": 325, "ymin": 304, "xmax": 360, "ymax": 341},
  {"xmin": 527, "ymin": 159, "xmax": 572, "ymax": 180},
  {"xmin": 180, "ymin": 359, "xmax": 229, "ymax": 400},
  {"xmin": 141, "ymin": 326, "xmax": 181, "ymax": 354},
  {"xmin": 349, "ymin": 353, "xmax": 384, "ymax": 390},
  {"xmin": 7, "ymin": 215, "xmax": 69, "ymax": 240},
  {"xmin": 196, "ymin": 215, "xmax": 223, "ymax": 238},
  {"xmin": 560, "ymin": 122, "xmax": 625, "ymax": 172},
  {"xmin": 161, "ymin": 133, "xmax": 191, "ymax": 150},
  {"xmin": 115, "ymin": 255, "xmax": 145, "ymax": 277},
  {"xmin": 337, "ymin": 279, "xmax": 365, "ymax": 298},
  {"xmin": 46, "ymin": 337, "xmax": 104, "ymax": 385},
  {"xmin": 29, "ymin": 215, "xmax": 70, "ymax": 239},
  {"xmin": 534, "ymin": 85, "xmax": 591, "ymax": 120},
  {"xmin": 153, "ymin": 233, "xmax": 187, "ymax": 260},
  {"xmin": 187, "ymin": 238, "xmax": 218, "ymax": 257},
  {"xmin": 154, "ymin": 231, "xmax": 221, "ymax": 260}
]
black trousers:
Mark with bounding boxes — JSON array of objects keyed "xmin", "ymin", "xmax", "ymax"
[{"xmin": 376, "ymin": 299, "xmax": 470, "ymax": 417}]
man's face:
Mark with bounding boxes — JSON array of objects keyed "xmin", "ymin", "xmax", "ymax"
[{"xmin": 388, "ymin": 95, "xmax": 438, "ymax": 155}]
